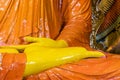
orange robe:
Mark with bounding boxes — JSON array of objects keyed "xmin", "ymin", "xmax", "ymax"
[
  {"xmin": 0, "ymin": 0, "xmax": 91, "ymax": 48},
  {"xmin": 0, "ymin": 0, "xmax": 120, "ymax": 80}
]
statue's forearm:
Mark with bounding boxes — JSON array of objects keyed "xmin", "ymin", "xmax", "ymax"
[{"xmin": 57, "ymin": 0, "xmax": 92, "ymax": 48}]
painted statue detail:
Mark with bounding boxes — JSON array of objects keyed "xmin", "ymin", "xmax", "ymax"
[
  {"xmin": 91, "ymin": 0, "xmax": 120, "ymax": 53},
  {"xmin": 1, "ymin": 0, "xmax": 120, "ymax": 80}
]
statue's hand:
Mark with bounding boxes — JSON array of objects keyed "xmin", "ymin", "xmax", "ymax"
[
  {"xmin": 24, "ymin": 46, "xmax": 105, "ymax": 76},
  {"xmin": 24, "ymin": 36, "xmax": 68, "ymax": 48},
  {"xmin": 0, "ymin": 48, "xmax": 19, "ymax": 53},
  {"xmin": 0, "ymin": 36, "xmax": 68, "ymax": 52}
]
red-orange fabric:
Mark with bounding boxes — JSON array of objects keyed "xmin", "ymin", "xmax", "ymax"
[
  {"xmin": 1, "ymin": 0, "xmax": 120, "ymax": 80},
  {"xmin": 0, "ymin": 53, "xmax": 26, "ymax": 80},
  {"xmin": 57, "ymin": 0, "xmax": 92, "ymax": 49}
]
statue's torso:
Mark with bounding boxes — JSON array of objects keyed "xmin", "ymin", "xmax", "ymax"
[{"xmin": 0, "ymin": 0, "xmax": 63, "ymax": 45}]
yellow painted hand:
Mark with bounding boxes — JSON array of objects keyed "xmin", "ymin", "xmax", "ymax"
[
  {"xmin": 0, "ymin": 48, "xmax": 19, "ymax": 54},
  {"xmin": 24, "ymin": 46, "xmax": 105, "ymax": 76},
  {"xmin": 0, "ymin": 36, "xmax": 68, "ymax": 52},
  {"xmin": 24, "ymin": 36, "xmax": 68, "ymax": 48}
]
